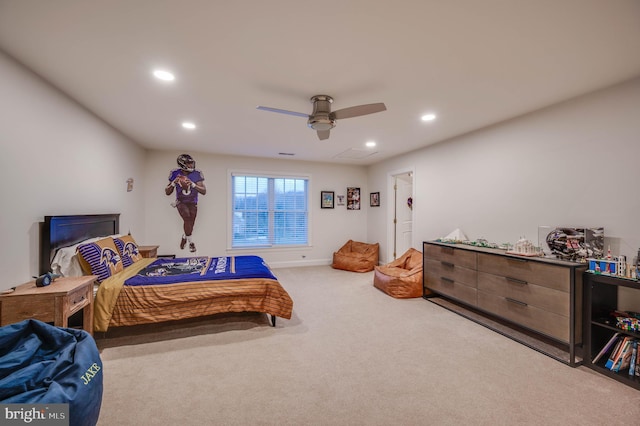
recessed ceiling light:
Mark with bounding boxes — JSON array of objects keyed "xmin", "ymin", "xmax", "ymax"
[
  {"xmin": 153, "ymin": 69, "xmax": 175, "ymax": 81},
  {"xmin": 182, "ymin": 122, "xmax": 196, "ymax": 130},
  {"xmin": 366, "ymin": 141, "xmax": 376, "ymax": 148},
  {"xmin": 421, "ymin": 113, "xmax": 436, "ymax": 122}
]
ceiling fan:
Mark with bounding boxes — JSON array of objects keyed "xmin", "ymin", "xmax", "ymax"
[{"xmin": 256, "ymin": 95, "xmax": 386, "ymax": 140}]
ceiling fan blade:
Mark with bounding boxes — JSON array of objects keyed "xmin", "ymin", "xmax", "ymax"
[
  {"xmin": 256, "ymin": 106, "xmax": 308, "ymax": 118},
  {"xmin": 317, "ymin": 130, "xmax": 330, "ymax": 140},
  {"xmin": 332, "ymin": 103, "xmax": 387, "ymax": 119}
]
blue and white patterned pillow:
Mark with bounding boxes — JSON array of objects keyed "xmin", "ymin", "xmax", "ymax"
[
  {"xmin": 113, "ymin": 235, "xmax": 142, "ymax": 267},
  {"xmin": 77, "ymin": 237, "xmax": 124, "ymax": 282}
]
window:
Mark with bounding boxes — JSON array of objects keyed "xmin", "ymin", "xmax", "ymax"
[{"xmin": 232, "ymin": 173, "xmax": 309, "ymax": 248}]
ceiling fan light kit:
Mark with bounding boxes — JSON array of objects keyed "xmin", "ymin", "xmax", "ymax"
[
  {"xmin": 257, "ymin": 94, "xmax": 386, "ymax": 140},
  {"xmin": 308, "ymin": 95, "xmax": 336, "ymax": 131}
]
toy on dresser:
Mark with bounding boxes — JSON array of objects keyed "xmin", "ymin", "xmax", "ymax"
[
  {"xmin": 506, "ymin": 237, "xmax": 544, "ymax": 257},
  {"xmin": 587, "ymin": 246, "xmax": 638, "ymax": 280}
]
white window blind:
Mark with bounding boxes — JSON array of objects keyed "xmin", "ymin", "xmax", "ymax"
[{"xmin": 232, "ymin": 174, "xmax": 308, "ymax": 248}]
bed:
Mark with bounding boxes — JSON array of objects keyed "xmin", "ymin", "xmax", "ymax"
[{"xmin": 40, "ymin": 214, "xmax": 293, "ymax": 333}]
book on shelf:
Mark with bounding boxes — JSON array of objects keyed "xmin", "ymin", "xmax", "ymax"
[
  {"xmin": 629, "ymin": 340, "xmax": 638, "ymax": 377},
  {"xmin": 593, "ymin": 332, "xmax": 621, "ymax": 364},
  {"xmin": 636, "ymin": 341, "xmax": 640, "ymax": 377},
  {"xmin": 613, "ymin": 338, "xmax": 634, "ymax": 373},
  {"xmin": 604, "ymin": 338, "xmax": 626, "ymax": 369}
]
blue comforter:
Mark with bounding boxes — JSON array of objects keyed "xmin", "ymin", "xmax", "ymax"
[{"xmin": 124, "ymin": 255, "xmax": 278, "ymax": 286}]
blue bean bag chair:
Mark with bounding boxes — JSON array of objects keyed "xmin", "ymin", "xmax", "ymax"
[{"xmin": 0, "ymin": 319, "xmax": 103, "ymax": 426}]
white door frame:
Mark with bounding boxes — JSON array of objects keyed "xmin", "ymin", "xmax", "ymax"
[{"xmin": 386, "ymin": 167, "xmax": 415, "ymax": 264}]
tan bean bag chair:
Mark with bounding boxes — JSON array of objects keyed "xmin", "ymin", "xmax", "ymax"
[
  {"xmin": 331, "ymin": 240, "xmax": 379, "ymax": 272},
  {"xmin": 373, "ymin": 248, "xmax": 425, "ymax": 298}
]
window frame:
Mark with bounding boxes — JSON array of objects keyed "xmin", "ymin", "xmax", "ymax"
[{"xmin": 228, "ymin": 170, "xmax": 312, "ymax": 250}]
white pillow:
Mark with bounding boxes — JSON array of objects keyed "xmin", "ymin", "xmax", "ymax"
[
  {"xmin": 51, "ymin": 234, "xmax": 121, "ymax": 277},
  {"xmin": 51, "ymin": 245, "xmax": 84, "ymax": 277}
]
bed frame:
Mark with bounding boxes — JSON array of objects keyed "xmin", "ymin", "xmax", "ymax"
[
  {"xmin": 39, "ymin": 214, "xmax": 120, "ymax": 275},
  {"xmin": 39, "ymin": 213, "xmax": 282, "ymax": 327}
]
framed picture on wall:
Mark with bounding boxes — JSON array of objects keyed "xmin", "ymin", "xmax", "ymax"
[
  {"xmin": 370, "ymin": 192, "xmax": 380, "ymax": 207},
  {"xmin": 336, "ymin": 195, "xmax": 345, "ymax": 206},
  {"xmin": 321, "ymin": 191, "xmax": 334, "ymax": 209},
  {"xmin": 347, "ymin": 187, "xmax": 360, "ymax": 210}
]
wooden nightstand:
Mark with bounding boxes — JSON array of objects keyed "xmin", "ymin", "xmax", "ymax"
[
  {"xmin": 138, "ymin": 245, "xmax": 159, "ymax": 258},
  {"xmin": 0, "ymin": 275, "xmax": 96, "ymax": 335}
]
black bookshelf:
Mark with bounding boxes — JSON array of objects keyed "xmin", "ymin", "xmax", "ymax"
[{"xmin": 583, "ymin": 272, "xmax": 640, "ymax": 390}]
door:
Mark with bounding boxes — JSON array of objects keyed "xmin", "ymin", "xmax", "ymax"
[{"xmin": 393, "ymin": 172, "xmax": 413, "ymax": 259}]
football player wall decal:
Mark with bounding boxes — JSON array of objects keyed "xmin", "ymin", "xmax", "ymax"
[{"xmin": 165, "ymin": 154, "xmax": 207, "ymax": 252}]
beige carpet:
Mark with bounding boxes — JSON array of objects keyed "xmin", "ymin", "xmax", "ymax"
[{"xmin": 96, "ymin": 266, "xmax": 640, "ymax": 425}]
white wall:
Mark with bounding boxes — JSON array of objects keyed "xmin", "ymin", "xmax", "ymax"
[
  {"xmin": 144, "ymin": 150, "xmax": 369, "ymax": 267},
  {"xmin": 0, "ymin": 50, "xmax": 147, "ymax": 290},
  {"xmin": 3, "ymin": 40, "xmax": 639, "ymax": 302},
  {"xmin": 367, "ymin": 77, "xmax": 640, "ymax": 308}
]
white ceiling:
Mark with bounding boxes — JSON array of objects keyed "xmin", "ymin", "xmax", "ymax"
[{"xmin": 1, "ymin": 0, "xmax": 639, "ymax": 165}]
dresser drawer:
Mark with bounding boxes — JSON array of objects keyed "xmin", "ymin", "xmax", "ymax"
[
  {"xmin": 477, "ymin": 272, "xmax": 569, "ymax": 316},
  {"xmin": 477, "ymin": 291, "xmax": 569, "ymax": 343},
  {"xmin": 477, "ymin": 253, "xmax": 569, "ymax": 292},
  {"xmin": 424, "ymin": 244, "xmax": 477, "ymax": 270},
  {"xmin": 425, "ymin": 258, "xmax": 477, "ymax": 288},
  {"xmin": 425, "ymin": 271, "xmax": 477, "ymax": 306}
]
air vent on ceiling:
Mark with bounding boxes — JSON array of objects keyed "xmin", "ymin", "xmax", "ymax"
[{"xmin": 333, "ymin": 148, "xmax": 378, "ymax": 160}]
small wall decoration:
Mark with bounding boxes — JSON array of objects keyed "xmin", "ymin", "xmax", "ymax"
[
  {"xmin": 321, "ymin": 191, "xmax": 334, "ymax": 209},
  {"xmin": 347, "ymin": 187, "xmax": 361, "ymax": 210},
  {"xmin": 370, "ymin": 192, "xmax": 380, "ymax": 207},
  {"xmin": 407, "ymin": 196, "xmax": 413, "ymax": 210},
  {"xmin": 126, "ymin": 178, "xmax": 134, "ymax": 192},
  {"xmin": 336, "ymin": 195, "xmax": 345, "ymax": 206}
]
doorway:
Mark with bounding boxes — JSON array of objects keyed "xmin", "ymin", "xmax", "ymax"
[{"xmin": 390, "ymin": 171, "xmax": 413, "ymax": 260}]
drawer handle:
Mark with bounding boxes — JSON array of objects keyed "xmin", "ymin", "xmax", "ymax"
[
  {"xmin": 441, "ymin": 246, "xmax": 454, "ymax": 254},
  {"xmin": 506, "ymin": 297, "xmax": 527, "ymax": 307},
  {"xmin": 73, "ymin": 296, "xmax": 86, "ymax": 305},
  {"xmin": 441, "ymin": 261, "xmax": 454, "ymax": 268},
  {"xmin": 440, "ymin": 277, "xmax": 454, "ymax": 284},
  {"xmin": 506, "ymin": 277, "xmax": 528, "ymax": 285},
  {"xmin": 507, "ymin": 257, "xmax": 527, "ymax": 263}
]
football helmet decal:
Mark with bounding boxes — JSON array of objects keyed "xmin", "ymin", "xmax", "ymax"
[{"xmin": 177, "ymin": 154, "xmax": 195, "ymax": 172}]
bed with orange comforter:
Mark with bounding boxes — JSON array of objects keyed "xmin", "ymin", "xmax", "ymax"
[{"xmin": 94, "ymin": 255, "xmax": 293, "ymax": 332}]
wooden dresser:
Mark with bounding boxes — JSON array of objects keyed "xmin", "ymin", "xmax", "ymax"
[{"xmin": 423, "ymin": 241, "xmax": 586, "ymax": 365}]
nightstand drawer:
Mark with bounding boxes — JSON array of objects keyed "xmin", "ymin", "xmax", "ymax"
[{"xmin": 67, "ymin": 283, "xmax": 91, "ymax": 316}]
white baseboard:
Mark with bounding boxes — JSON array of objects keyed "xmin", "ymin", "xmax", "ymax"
[{"xmin": 269, "ymin": 258, "xmax": 332, "ymax": 268}]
